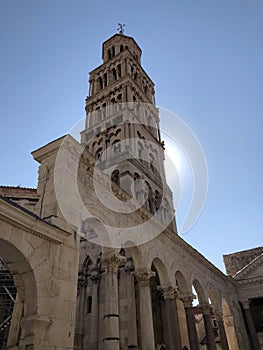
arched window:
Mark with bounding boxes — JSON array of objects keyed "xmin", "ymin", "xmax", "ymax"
[
  {"xmin": 111, "ymin": 169, "xmax": 120, "ymax": 185},
  {"xmin": 87, "ymin": 296, "xmax": 92, "ymax": 313},
  {"xmin": 112, "ymin": 68, "xmax": 117, "ymax": 81},
  {"xmin": 103, "ymin": 73, "xmax": 107, "ymax": 87},
  {"xmin": 98, "ymin": 76, "xmax": 103, "ymax": 90},
  {"xmin": 112, "ymin": 139, "xmax": 121, "ymax": 153},
  {"xmin": 112, "ymin": 46, "xmax": 115, "ymax": 57},
  {"xmin": 117, "ymin": 64, "xmax": 121, "ymax": 78},
  {"xmin": 145, "ymin": 181, "xmax": 155, "ymax": 214},
  {"xmin": 155, "ymin": 190, "xmax": 162, "ymax": 210},
  {"xmin": 95, "ymin": 147, "xmax": 103, "ymax": 160},
  {"xmin": 107, "ymin": 49, "xmax": 111, "ymax": 60},
  {"xmin": 149, "ymin": 153, "xmax": 155, "ymax": 172},
  {"xmin": 120, "ymin": 44, "xmax": 124, "ymax": 52}
]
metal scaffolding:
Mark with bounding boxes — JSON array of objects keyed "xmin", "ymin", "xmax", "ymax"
[{"xmin": 0, "ymin": 258, "xmax": 16, "ymax": 349}]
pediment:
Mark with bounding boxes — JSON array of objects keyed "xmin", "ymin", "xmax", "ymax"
[{"xmin": 234, "ymin": 253, "xmax": 263, "ymax": 280}]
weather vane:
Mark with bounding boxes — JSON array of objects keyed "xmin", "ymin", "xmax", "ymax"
[{"xmin": 117, "ymin": 23, "xmax": 125, "ymax": 35}]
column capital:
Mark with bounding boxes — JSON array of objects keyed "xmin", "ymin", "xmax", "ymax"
[
  {"xmin": 200, "ymin": 302, "xmax": 212, "ymax": 315},
  {"xmin": 157, "ymin": 286, "xmax": 178, "ymax": 300},
  {"xmin": 180, "ymin": 293, "xmax": 196, "ymax": 308},
  {"xmin": 101, "ymin": 252, "xmax": 126, "ymax": 273},
  {"xmin": 133, "ymin": 268, "xmax": 155, "ymax": 287},
  {"xmin": 214, "ymin": 309, "xmax": 223, "ymax": 321},
  {"xmin": 241, "ymin": 299, "xmax": 251, "ymax": 310}
]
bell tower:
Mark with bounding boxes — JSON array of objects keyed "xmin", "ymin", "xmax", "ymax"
[{"xmin": 80, "ymin": 29, "xmax": 176, "ymax": 231}]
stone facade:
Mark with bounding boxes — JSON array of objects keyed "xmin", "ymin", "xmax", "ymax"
[{"xmin": 0, "ymin": 31, "xmax": 262, "ymax": 350}]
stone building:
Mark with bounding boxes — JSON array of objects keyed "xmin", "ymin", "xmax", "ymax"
[{"xmin": 0, "ymin": 30, "xmax": 262, "ymax": 350}]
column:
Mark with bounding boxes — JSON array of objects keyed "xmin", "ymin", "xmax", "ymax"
[
  {"xmin": 134, "ymin": 268, "xmax": 155, "ymax": 350},
  {"xmin": 159, "ymin": 286, "xmax": 182, "ymax": 350},
  {"xmin": 101, "ymin": 252, "xmax": 126, "ymax": 350},
  {"xmin": 201, "ymin": 303, "xmax": 217, "ymax": 350},
  {"xmin": 182, "ymin": 295, "xmax": 200, "ymax": 350},
  {"xmin": 125, "ymin": 261, "xmax": 139, "ymax": 349},
  {"xmin": 87, "ymin": 269, "xmax": 100, "ymax": 350},
  {"xmin": 214, "ymin": 310, "xmax": 230, "ymax": 350},
  {"xmin": 241, "ymin": 300, "xmax": 261, "ymax": 350}
]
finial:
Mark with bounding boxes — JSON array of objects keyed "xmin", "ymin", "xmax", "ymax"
[{"xmin": 117, "ymin": 23, "xmax": 125, "ymax": 35}]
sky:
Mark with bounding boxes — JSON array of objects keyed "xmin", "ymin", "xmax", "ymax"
[{"xmin": 0, "ymin": 0, "xmax": 262, "ymax": 272}]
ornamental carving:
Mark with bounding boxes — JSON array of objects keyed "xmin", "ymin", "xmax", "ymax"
[
  {"xmin": 158, "ymin": 286, "xmax": 178, "ymax": 300},
  {"xmin": 101, "ymin": 252, "xmax": 126, "ymax": 273},
  {"xmin": 133, "ymin": 269, "xmax": 155, "ymax": 287}
]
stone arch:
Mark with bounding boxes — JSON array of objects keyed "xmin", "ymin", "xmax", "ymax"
[
  {"xmin": 207, "ymin": 282, "xmax": 220, "ymax": 310},
  {"xmin": 191, "ymin": 275, "xmax": 207, "ymax": 304},
  {"xmin": 125, "ymin": 243, "xmax": 145, "ymax": 270},
  {"xmin": 151, "ymin": 257, "xmax": 170, "ymax": 286},
  {"xmin": 0, "ymin": 235, "xmax": 38, "ymax": 347},
  {"xmin": 175, "ymin": 270, "xmax": 190, "ymax": 294}
]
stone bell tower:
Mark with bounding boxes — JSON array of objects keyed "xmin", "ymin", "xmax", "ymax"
[{"xmin": 80, "ymin": 28, "xmax": 176, "ymax": 231}]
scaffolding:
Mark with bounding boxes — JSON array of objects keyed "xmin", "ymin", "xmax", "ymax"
[{"xmin": 0, "ymin": 258, "xmax": 16, "ymax": 349}]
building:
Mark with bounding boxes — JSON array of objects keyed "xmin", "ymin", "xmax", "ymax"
[{"xmin": 0, "ymin": 30, "xmax": 262, "ymax": 350}]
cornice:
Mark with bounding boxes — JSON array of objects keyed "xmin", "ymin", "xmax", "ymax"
[
  {"xmin": 233, "ymin": 253, "xmax": 263, "ymax": 280},
  {"xmin": 0, "ymin": 197, "xmax": 68, "ymax": 244}
]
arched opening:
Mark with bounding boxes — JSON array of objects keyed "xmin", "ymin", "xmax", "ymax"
[
  {"xmin": 0, "ymin": 258, "xmax": 16, "ymax": 348},
  {"xmin": 151, "ymin": 261, "xmax": 165, "ymax": 348},
  {"xmin": 192, "ymin": 279, "xmax": 207, "ymax": 347},
  {"xmin": 0, "ymin": 238, "xmax": 38, "ymax": 348},
  {"xmin": 111, "ymin": 169, "xmax": 120, "ymax": 185},
  {"xmin": 174, "ymin": 271, "xmax": 190, "ymax": 348}
]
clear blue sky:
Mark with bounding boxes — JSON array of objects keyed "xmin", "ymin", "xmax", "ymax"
[{"xmin": 1, "ymin": 0, "xmax": 262, "ymax": 272}]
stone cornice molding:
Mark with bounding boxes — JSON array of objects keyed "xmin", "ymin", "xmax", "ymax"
[
  {"xmin": 236, "ymin": 276, "xmax": 263, "ymax": 285},
  {"xmin": 233, "ymin": 253, "xmax": 263, "ymax": 280},
  {"xmin": 164, "ymin": 229, "xmax": 236, "ymax": 284},
  {"xmin": 0, "ymin": 197, "xmax": 68, "ymax": 244}
]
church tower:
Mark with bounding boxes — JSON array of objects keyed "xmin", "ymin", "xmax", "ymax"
[{"xmin": 80, "ymin": 28, "xmax": 176, "ymax": 231}]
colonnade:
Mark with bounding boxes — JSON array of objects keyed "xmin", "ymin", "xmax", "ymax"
[{"xmin": 75, "ymin": 251, "xmax": 241, "ymax": 350}]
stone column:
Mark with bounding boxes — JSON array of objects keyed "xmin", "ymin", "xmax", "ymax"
[
  {"xmin": 201, "ymin": 303, "xmax": 217, "ymax": 350},
  {"xmin": 101, "ymin": 252, "xmax": 126, "ymax": 350},
  {"xmin": 158, "ymin": 286, "xmax": 182, "ymax": 350},
  {"xmin": 214, "ymin": 310, "xmax": 230, "ymax": 350},
  {"xmin": 88, "ymin": 269, "xmax": 100, "ymax": 350},
  {"xmin": 134, "ymin": 268, "xmax": 155, "ymax": 350},
  {"xmin": 241, "ymin": 300, "xmax": 261, "ymax": 350},
  {"xmin": 182, "ymin": 295, "xmax": 200, "ymax": 350},
  {"xmin": 125, "ymin": 261, "xmax": 139, "ymax": 349}
]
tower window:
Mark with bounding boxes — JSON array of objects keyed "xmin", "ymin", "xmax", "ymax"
[
  {"xmin": 98, "ymin": 76, "xmax": 103, "ymax": 90},
  {"xmin": 112, "ymin": 68, "xmax": 117, "ymax": 81},
  {"xmin": 103, "ymin": 73, "xmax": 107, "ymax": 87},
  {"xmin": 117, "ymin": 64, "xmax": 121, "ymax": 78},
  {"xmin": 95, "ymin": 147, "xmax": 103, "ymax": 160},
  {"xmin": 87, "ymin": 296, "xmax": 92, "ymax": 314},
  {"xmin": 111, "ymin": 169, "xmax": 120, "ymax": 185},
  {"xmin": 120, "ymin": 44, "xmax": 124, "ymax": 52},
  {"xmin": 107, "ymin": 49, "xmax": 111, "ymax": 60},
  {"xmin": 112, "ymin": 139, "xmax": 121, "ymax": 153},
  {"xmin": 112, "ymin": 46, "xmax": 115, "ymax": 57}
]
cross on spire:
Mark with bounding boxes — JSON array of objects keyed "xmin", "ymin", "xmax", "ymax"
[{"xmin": 117, "ymin": 23, "xmax": 125, "ymax": 35}]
